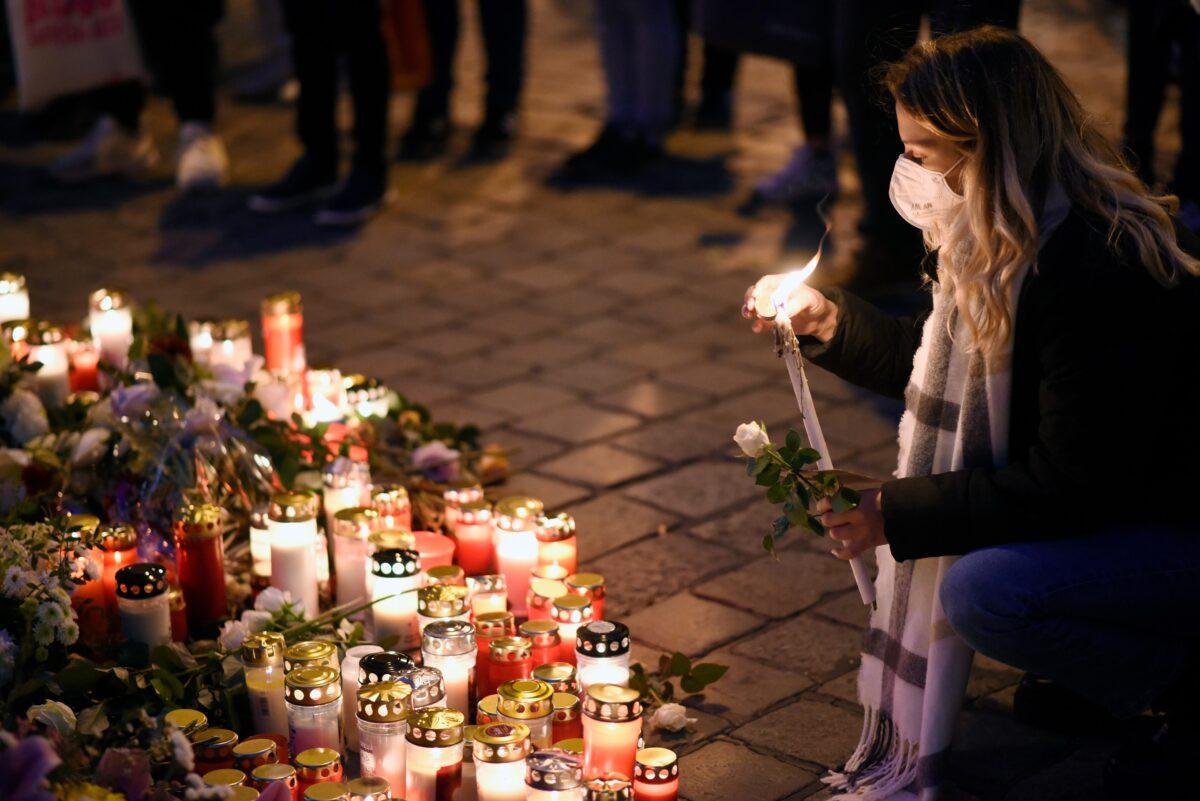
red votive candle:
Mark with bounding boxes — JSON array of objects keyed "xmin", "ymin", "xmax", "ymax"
[
  {"xmin": 370, "ymin": 483, "xmax": 412, "ymax": 532},
  {"xmin": 191, "ymin": 727, "xmax": 239, "ymax": 774},
  {"xmin": 633, "ymin": 748, "xmax": 679, "ymax": 801},
  {"xmin": 527, "ymin": 565, "xmax": 569, "ymax": 623},
  {"xmin": 443, "ymin": 481, "xmax": 484, "ymax": 534},
  {"xmin": 520, "ymin": 620, "xmax": 562, "ymax": 670},
  {"xmin": 294, "ymin": 747, "xmax": 343, "ymax": 798},
  {"xmin": 452, "ymin": 500, "xmax": 494, "ymax": 576},
  {"xmin": 68, "ymin": 341, "xmax": 100, "ymax": 392},
  {"xmin": 552, "ymin": 692, "xmax": 583, "ymax": 744},
  {"xmin": 488, "ymin": 636, "xmax": 533, "ymax": 690},
  {"xmin": 261, "ymin": 291, "xmax": 306, "ymax": 375},
  {"xmin": 536, "ymin": 512, "xmax": 577, "ymax": 576},
  {"xmin": 565, "ymin": 573, "xmax": 606, "ymax": 622},
  {"xmin": 174, "ymin": 503, "xmax": 228, "ymax": 636},
  {"xmin": 550, "ymin": 595, "xmax": 593, "ymax": 665},
  {"xmin": 475, "ymin": 611, "xmax": 517, "ymax": 702},
  {"xmin": 581, "ymin": 685, "xmax": 643, "ymax": 781},
  {"xmin": 492, "ymin": 496, "xmax": 543, "ymax": 618},
  {"xmin": 532, "ymin": 662, "xmax": 578, "ymax": 697}
]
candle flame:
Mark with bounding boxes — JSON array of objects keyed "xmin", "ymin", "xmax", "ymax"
[{"xmin": 770, "ymin": 250, "xmax": 820, "ymax": 313}]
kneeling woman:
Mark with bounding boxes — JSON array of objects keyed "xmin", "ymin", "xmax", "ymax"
[{"xmin": 745, "ymin": 26, "xmax": 1200, "ymax": 800}]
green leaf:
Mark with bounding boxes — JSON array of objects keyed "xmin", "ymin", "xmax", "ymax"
[
  {"xmin": 151, "ymin": 668, "xmax": 185, "ymax": 703},
  {"xmin": 766, "ymin": 483, "xmax": 788, "ymax": 504},
  {"xmin": 751, "ymin": 454, "xmax": 772, "ymax": 476},
  {"xmin": 795, "ymin": 448, "xmax": 821, "ymax": 465},
  {"xmin": 830, "ymin": 491, "xmax": 859, "ymax": 513},
  {"xmin": 762, "ymin": 533, "xmax": 775, "ymax": 554},
  {"xmin": 688, "ymin": 662, "xmax": 729, "ymax": 687},
  {"xmin": 667, "ymin": 652, "xmax": 692, "ymax": 678},
  {"xmin": 147, "ymin": 353, "xmax": 178, "ymax": 391},
  {"xmin": 55, "ymin": 661, "xmax": 106, "ymax": 694},
  {"xmin": 660, "ymin": 680, "xmax": 675, "ymax": 701},
  {"xmin": 786, "ymin": 430, "xmax": 802, "ymax": 451},
  {"xmin": 755, "ymin": 464, "xmax": 780, "ymax": 487},
  {"xmin": 174, "ymin": 314, "xmax": 188, "ymax": 340},
  {"xmin": 628, "ymin": 670, "xmax": 650, "ymax": 700},
  {"xmin": 151, "ymin": 645, "xmax": 186, "ymax": 673},
  {"xmin": 237, "ymin": 399, "xmax": 264, "ymax": 428}
]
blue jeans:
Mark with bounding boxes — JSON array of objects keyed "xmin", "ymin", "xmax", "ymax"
[
  {"xmin": 595, "ymin": 0, "xmax": 680, "ymax": 143},
  {"xmin": 940, "ymin": 528, "xmax": 1200, "ymax": 718}
]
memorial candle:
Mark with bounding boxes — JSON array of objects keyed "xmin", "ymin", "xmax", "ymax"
[
  {"xmin": 417, "ymin": 584, "xmax": 470, "ymax": 637},
  {"xmin": 584, "ymin": 776, "xmax": 633, "ymax": 801},
  {"xmin": 550, "ymin": 595, "xmax": 593, "ymax": 665},
  {"xmin": 467, "ymin": 574, "xmax": 507, "ymax": 617},
  {"xmin": 286, "ymin": 666, "xmax": 344, "ymax": 754},
  {"xmin": 88, "ymin": 288, "xmax": 134, "ymax": 369},
  {"xmin": 477, "ymin": 694, "xmax": 501, "ymax": 726},
  {"xmin": 323, "ymin": 458, "xmax": 371, "ymax": 547},
  {"xmin": 413, "ymin": 530, "xmax": 456, "ymax": 570},
  {"xmin": 357, "ymin": 651, "xmax": 416, "ymax": 686},
  {"xmin": 340, "ymin": 644, "xmax": 382, "ymax": 751},
  {"xmin": 565, "ymin": 574, "xmax": 606, "ymax": 621},
  {"xmin": 232, "ymin": 738, "xmax": 279, "ymax": 774},
  {"xmin": 522, "ymin": 621, "xmax": 563, "ymax": 671},
  {"xmin": 344, "ymin": 375, "xmax": 391, "ymax": 421},
  {"xmin": 251, "ymin": 763, "xmax": 299, "ymax": 800},
  {"xmin": 371, "ymin": 483, "xmax": 413, "ymax": 532},
  {"xmin": 26, "ymin": 322, "xmax": 70, "ymax": 407},
  {"xmin": 473, "ymin": 723, "xmax": 532, "ymax": 801},
  {"xmin": 115, "ymin": 563, "xmax": 171, "ymax": 648},
  {"xmin": 174, "ymin": 503, "xmax": 228, "ymax": 636},
  {"xmin": 475, "ymin": 611, "xmax": 516, "ymax": 701},
  {"xmin": 425, "ymin": 564, "xmax": 466, "ymax": 587},
  {"xmin": 285, "ymin": 640, "xmax": 339, "ymax": 673},
  {"xmin": 294, "ymin": 748, "xmax": 344, "ymax": 797},
  {"xmin": 526, "ymin": 749, "xmax": 585, "ymax": 801},
  {"xmin": 581, "ymin": 685, "xmax": 642, "ymax": 780},
  {"xmin": 307, "ymin": 367, "xmax": 346, "ymax": 424},
  {"xmin": 269, "ymin": 492, "xmax": 321, "ymax": 618},
  {"xmin": 261, "ymin": 291, "xmax": 306, "ymax": 376},
  {"xmin": 404, "ymin": 708, "xmax": 466, "ymax": 801},
  {"xmin": 443, "ymin": 481, "xmax": 484, "ymax": 535},
  {"xmin": 304, "ymin": 781, "xmax": 349, "ymax": 801},
  {"xmin": 165, "ymin": 707, "xmax": 207, "ymax": 734},
  {"xmin": 203, "ymin": 768, "xmax": 247, "ymax": 789},
  {"xmin": 491, "ymin": 496, "xmax": 543, "ymax": 617},
  {"xmin": 488, "ymin": 637, "xmax": 533, "ymax": 693},
  {"xmin": 242, "ymin": 632, "xmax": 289, "ymax": 737},
  {"xmin": 67, "ymin": 340, "xmax": 99, "ymax": 393},
  {"xmin": 552, "ymin": 693, "xmax": 583, "ymax": 743},
  {"xmin": 0, "ymin": 273, "xmax": 30, "ymax": 324},
  {"xmin": 461, "ymin": 725, "xmax": 480, "ymax": 801},
  {"xmin": 452, "ymin": 500, "xmax": 494, "ymax": 576},
  {"xmin": 191, "ymin": 728, "xmax": 239, "ymax": 773},
  {"xmin": 632, "ymin": 748, "xmax": 679, "ymax": 801},
  {"xmin": 533, "ymin": 663, "xmax": 579, "ymax": 697},
  {"xmin": 422, "ymin": 619, "xmax": 477, "ymax": 716},
  {"xmin": 97, "ymin": 523, "xmax": 137, "ymax": 616},
  {"xmin": 536, "ymin": 513, "xmax": 578, "ymax": 575},
  {"xmin": 574, "ymin": 622, "xmax": 632, "ymax": 692},
  {"xmin": 365, "ymin": 529, "xmax": 415, "ymax": 599},
  {"xmin": 332, "ymin": 507, "xmax": 377, "ymax": 609},
  {"xmin": 496, "ymin": 678, "xmax": 555, "ymax": 749},
  {"xmin": 356, "ymin": 681, "xmax": 412, "ymax": 794},
  {"xmin": 346, "ymin": 776, "xmax": 391, "ymax": 801},
  {"xmin": 249, "ymin": 503, "xmax": 272, "ymax": 583},
  {"xmin": 370, "ymin": 548, "xmax": 422, "ymax": 650},
  {"xmin": 400, "ymin": 666, "xmax": 448, "ymax": 710},
  {"xmin": 527, "ymin": 565, "xmax": 569, "ymax": 622}
]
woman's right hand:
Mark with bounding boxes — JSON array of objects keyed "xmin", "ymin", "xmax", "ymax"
[{"xmin": 741, "ymin": 275, "xmax": 840, "ymax": 343}]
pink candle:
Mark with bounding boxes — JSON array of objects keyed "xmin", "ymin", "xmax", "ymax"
[
  {"xmin": 475, "ymin": 611, "xmax": 517, "ymax": 703},
  {"xmin": 413, "ymin": 530, "xmax": 456, "ymax": 570},
  {"xmin": 452, "ymin": 501, "xmax": 494, "ymax": 576},
  {"xmin": 520, "ymin": 620, "xmax": 562, "ymax": 671},
  {"xmin": 581, "ymin": 685, "xmax": 642, "ymax": 781},
  {"xmin": 371, "ymin": 484, "xmax": 413, "ymax": 532},
  {"xmin": 536, "ymin": 513, "xmax": 577, "ymax": 576},
  {"xmin": 492, "ymin": 497, "xmax": 543, "ymax": 618},
  {"xmin": 633, "ymin": 748, "xmax": 679, "ymax": 801},
  {"xmin": 526, "ymin": 565, "xmax": 569, "ymax": 623},
  {"xmin": 442, "ymin": 482, "xmax": 484, "ymax": 534}
]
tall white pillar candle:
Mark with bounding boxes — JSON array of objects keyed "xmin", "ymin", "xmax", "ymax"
[
  {"xmin": 88, "ymin": 288, "xmax": 134, "ymax": 369},
  {"xmin": 421, "ymin": 620, "xmax": 477, "ymax": 716},
  {"xmin": 268, "ymin": 492, "xmax": 321, "ymax": 618}
]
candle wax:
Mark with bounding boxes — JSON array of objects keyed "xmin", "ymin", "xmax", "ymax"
[
  {"xmin": 582, "ymin": 718, "xmax": 640, "ymax": 780},
  {"xmin": 341, "ymin": 645, "xmax": 381, "ymax": 750},
  {"xmin": 90, "ymin": 308, "xmax": 133, "ymax": 368},
  {"xmin": 68, "ymin": 347, "xmax": 100, "ymax": 393},
  {"xmin": 269, "ymin": 519, "xmax": 320, "ymax": 618},
  {"xmin": 118, "ymin": 595, "xmax": 171, "ymax": 648},
  {"xmin": 245, "ymin": 665, "xmax": 289, "ymax": 736},
  {"xmin": 474, "ymin": 760, "xmax": 526, "ymax": 801},
  {"xmin": 493, "ymin": 530, "xmax": 537, "ymax": 617},
  {"xmin": 453, "ymin": 523, "xmax": 494, "ymax": 575},
  {"xmin": 358, "ymin": 718, "xmax": 407, "ymax": 794},
  {"xmin": 633, "ymin": 779, "xmax": 679, "ymax": 801}
]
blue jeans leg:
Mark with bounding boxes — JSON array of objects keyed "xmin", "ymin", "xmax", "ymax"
[{"xmin": 939, "ymin": 528, "xmax": 1200, "ymax": 718}]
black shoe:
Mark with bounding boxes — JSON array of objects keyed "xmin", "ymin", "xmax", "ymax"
[
  {"xmin": 248, "ymin": 157, "xmax": 337, "ymax": 213},
  {"xmin": 397, "ymin": 116, "xmax": 450, "ymax": 161},
  {"xmin": 556, "ymin": 125, "xmax": 645, "ymax": 181},
  {"xmin": 467, "ymin": 110, "xmax": 517, "ymax": 161},
  {"xmin": 313, "ymin": 168, "xmax": 388, "ymax": 227},
  {"xmin": 1012, "ymin": 674, "xmax": 1121, "ymax": 735}
]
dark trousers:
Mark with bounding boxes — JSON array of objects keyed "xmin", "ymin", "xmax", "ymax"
[
  {"xmin": 414, "ymin": 0, "xmax": 528, "ymax": 122},
  {"xmin": 282, "ymin": 0, "xmax": 390, "ymax": 176},
  {"xmin": 1124, "ymin": 0, "xmax": 1200, "ymax": 198},
  {"xmin": 94, "ymin": 0, "xmax": 223, "ymax": 131},
  {"xmin": 834, "ymin": 0, "xmax": 1020, "ymax": 251}
]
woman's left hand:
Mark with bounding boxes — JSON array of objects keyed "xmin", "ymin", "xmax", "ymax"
[{"xmin": 816, "ymin": 488, "xmax": 886, "ymax": 560}]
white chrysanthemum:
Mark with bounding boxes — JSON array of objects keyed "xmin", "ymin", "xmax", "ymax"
[
  {"xmin": 170, "ymin": 728, "xmax": 195, "ymax": 771},
  {"xmin": 32, "ymin": 620, "xmax": 55, "ymax": 647},
  {"xmin": 58, "ymin": 620, "xmax": 79, "ymax": 646},
  {"xmin": 2, "ymin": 566, "xmax": 28, "ymax": 598},
  {"xmin": 69, "ymin": 427, "xmax": 111, "ymax": 467},
  {"xmin": 36, "ymin": 602, "xmax": 65, "ymax": 626}
]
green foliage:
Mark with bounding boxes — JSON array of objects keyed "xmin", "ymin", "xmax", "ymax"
[{"xmin": 629, "ymin": 652, "xmax": 729, "ymax": 707}]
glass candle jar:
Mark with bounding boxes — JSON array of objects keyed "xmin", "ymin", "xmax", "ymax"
[
  {"xmin": 536, "ymin": 513, "xmax": 578, "ymax": 576},
  {"xmin": 422, "ymin": 619, "xmax": 477, "ymax": 715},
  {"xmin": 26, "ymin": 321, "xmax": 70, "ymax": 407},
  {"xmin": 552, "ymin": 693, "xmax": 582, "ymax": 743},
  {"xmin": 294, "ymin": 748, "xmax": 343, "ymax": 797},
  {"xmin": 584, "ymin": 776, "xmax": 633, "ymax": 801},
  {"xmin": 304, "ymin": 781, "xmax": 349, "ymax": 801},
  {"xmin": 174, "ymin": 503, "xmax": 228, "ymax": 636},
  {"xmin": 243, "ymin": 632, "xmax": 289, "ymax": 737},
  {"xmin": 565, "ymin": 574, "xmax": 606, "ymax": 622},
  {"xmin": 88, "ymin": 288, "xmax": 133, "ymax": 369},
  {"xmin": 251, "ymin": 763, "xmax": 299, "ymax": 800},
  {"xmin": 477, "ymin": 694, "xmax": 501, "ymax": 726},
  {"xmin": 285, "ymin": 640, "xmax": 339, "ymax": 673},
  {"xmin": 460, "ymin": 725, "xmax": 479, "ymax": 801},
  {"xmin": 323, "ymin": 458, "xmax": 371, "ymax": 541},
  {"xmin": 575, "ymin": 622, "xmax": 632, "ymax": 692},
  {"xmin": 286, "ymin": 666, "xmax": 343, "ymax": 755},
  {"xmin": 212, "ymin": 319, "xmax": 255, "ymax": 371},
  {"xmin": 442, "ymin": 481, "xmax": 483, "ymax": 535},
  {"xmin": 581, "ymin": 685, "xmax": 643, "ymax": 780},
  {"xmin": 527, "ymin": 565, "xmax": 570, "ymax": 623},
  {"xmin": 370, "ymin": 484, "xmax": 412, "ymax": 532},
  {"xmin": 332, "ymin": 507, "xmax": 378, "ymax": 610},
  {"xmin": 526, "ymin": 749, "xmax": 585, "ymax": 801},
  {"xmin": 475, "ymin": 610, "xmax": 516, "ymax": 701},
  {"xmin": 491, "ymin": 495, "xmax": 543, "ymax": 616},
  {"xmin": 473, "ymin": 722, "xmax": 532, "ymax": 801},
  {"xmin": 340, "ymin": 644, "xmax": 382, "ymax": 751},
  {"xmin": 550, "ymin": 595, "xmax": 593, "ymax": 666},
  {"xmin": 232, "ymin": 737, "xmax": 278, "ymax": 773},
  {"xmin": 356, "ymin": 680, "xmax": 412, "ymax": 794},
  {"xmin": 521, "ymin": 620, "xmax": 563, "ymax": 670},
  {"xmin": 344, "ymin": 374, "xmax": 391, "ymax": 420},
  {"xmin": 417, "ymin": 584, "xmax": 470, "ymax": 637},
  {"xmin": 405, "ymin": 708, "xmax": 466, "ymax": 801},
  {"xmin": 97, "ymin": 523, "xmax": 136, "ymax": 615},
  {"xmin": 364, "ymin": 529, "xmax": 415, "ymax": 600},
  {"xmin": 371, "ymin": 548, "xmax": 422, "ymax": 650},
  {"xmin": 497, "ymin": 678, "xmax": 555, "ymax": 749},
  {"xmin": 191, "ymin": 728, "xmax": 239, "ymax": 774},
  {"xmin": 425, "ymin": 564, "xmax": 465, "ymax": 587},
  {"xmin": 400, "ymin": 666, "xmax": 447, "ymax": 710},
  {"xmin": 269, "ymin": 492, "xmax": 321, "ymax": 618},
  {"xmin": 165, "ymin": 708, "xmax": 207, "ymax": 733},
  {"xmin": 115, "ymin": 563, "xmax": 171, "ymax": 648},
  {"xmin": 202, "ymin": 768, "xmax": 247, "ymax": 788},
  {"xmin": 532, "ymin": 663, "xmax": 578, "ymax": 697},
  {"xmin": 249, "ymin": 503, "xmax": 272, "ymax": 583},
  {"xmin": 467, "ymin": 575, "xmax": 508, "ymax": 617},
  {"xmin": 452, "ymin": 500, "xmax": 494, "ymax": 576},
  {"xmin": 357, "ymin": 650, "xmax": 417, "ymax": 686},
  {"xmin": 306, "ymin": 367, "xmax": 346, "ymax": 425},
  {"xmin": 0, "ymin": 272, "xmax": 29, "ymax": 323},
  {"xmin": 67, "ymin": 339, "xmax": 99, "ymax": 393},
  {"xmin": 488, "ymin": 637, "xmax": 533, "ymax": 697},
  {"xmin": 632, "ymin": 748, "xmax": 679, "ymax": 801},
  {"xmin": 413, "ymin": 530, "xmax": 456, "ymax": 570},
  {"xmin": 555, "ymin": 739, "xmax": 584, "ymax": 756},
  {"xmin": 346, "ymin": 776, "xmax": 391, "ymax": 801},
  {"xmin": 261, "ymin": 291, "xmax": 306, "ymax": 376}
]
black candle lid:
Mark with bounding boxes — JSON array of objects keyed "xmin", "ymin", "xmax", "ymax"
[
  {"xmin": 371, "ymin": 548, "xmax": 420, "ymax": 578},
  {"xmin": 115, "ymin": 563, "xmax": 167, "ymax": 599},
  {"xmin": 358, "ymin": 650, "xmax": 417, "ymax": 685},
  {"xmin": 526, "ymin": 748, "xmax": 584, "ymax": 792},
  {"xmin": 575, "ymin": 620, "xmax": 631, "ymax": 657}
]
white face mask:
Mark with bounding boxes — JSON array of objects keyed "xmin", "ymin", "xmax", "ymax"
[{"xmin": 888, "ymin": 154, "xmax": 965, "ymax": 232}]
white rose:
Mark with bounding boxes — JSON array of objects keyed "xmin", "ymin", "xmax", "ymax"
[
  {"xmin": 252, "ymin": 374, "xmax": 294, "ymax": 420},
  {"xmin": 647, "ymin": 702, "xmax": 696, "ymax": 733},
  {"xmin": 217, "ymin": 619, "xmax": 250, "ymax": 651},
  {"xmin": 27, "ymin": 700, "xmax": 76, "ymax": 735},
  {"xmin": 253, "ymin": 586, "xmax": 292, "ymax": 613},
  {"xmin": 240, "ymin": 610, "xmax": 272, "ymax": 633},
  {"xmin": 733, "ymin": 421, "xmax": 770, "ymax": 457},
  {"xmin": 69, "ymin": 428, "xmax": 111, "ymax": 467}
]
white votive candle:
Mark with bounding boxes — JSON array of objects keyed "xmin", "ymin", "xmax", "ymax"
[
  {"xmin": 285, "ymin": 665, "xmax": 343, "ymax": 755},
  {"xmin": 357, "ymin": 681, "xmax": 412, "ymax": 794},
  {"xmin": 88, "ymin": 288, "xmax": 134, "ymax": 368},
  {"xmin": 421, "ymin": 619, "xmax": 477, "ymax": 716},
  {"xmin": 341, "ymin": 644, "xmax": 382, "ymax": 751},
  {"xmin": 405, "ymin": 709, "xmax": 466, "ymax": 801},
  {"xmin": 473, "ymin": 722, "xmax": 532, "ymax": 801},
  {"xmin": 371, "ymin": 548, "xmax": 422, "ymax": 650},
  {"xmin": 323, "ymin": 457, "xmax": 371, "ymax": 536},
  {"xmin": 492, "ymin": 496, "xmax": 543, "ymax": 618},
  {"xmin": 332, "ymin": 506, "xmax": 378, "ymax": 610},
  {"xmin": 268, "ymin": 492, "xmax": 321, "ymax": 618},
  {"xmin": 525, "ymin": 749, "xmax": 585, "ymax": 801},
  {"xmin": 242, "ymin": 632, "xmax": 289, "ymax": 736},
  {"xmin": 0, "ymin": 273, "xmax": 30, "ymax": 324},
  {"xmin": 27, "ymin": 322, "xmax": 70, "ymax": 407},
  {"xmin": 115, "ymin": 562, "xmax": 171, "ymax": 648}
]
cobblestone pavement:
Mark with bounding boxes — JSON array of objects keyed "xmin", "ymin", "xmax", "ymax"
[{"xmin": 0, "ymin": 1, "xmax": 1172, "ymax": 798}]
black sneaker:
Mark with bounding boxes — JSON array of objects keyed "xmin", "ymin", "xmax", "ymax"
[
  {"xmin": 313, "ymin": 168, "xmax": 388, "ymax": 227},
  {"xmin": 467, "ymin": 109, "xmax": 517, "ymax": 161},
  {"xmin": 248, "ymin": 157, "xmax": 337, "ymax": 213},
  {"xmin": 397, "ymin": 116, "xmax": 450, "ymax": 161},
  {"xmin": 1012, "ymin": 673, "xmax": 1121, "ymax": 735},
  {"xmin": 556, "ymin": 125, "xmax": 644, "ymax": 181}
]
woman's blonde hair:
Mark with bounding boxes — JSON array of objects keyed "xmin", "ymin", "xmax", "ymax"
[{"xmin": 884, "ymin": 26, "xmax": 1200, "ymax": 357}]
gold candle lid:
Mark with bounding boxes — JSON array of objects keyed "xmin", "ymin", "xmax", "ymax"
[
  {"xmin": 565, "ymin": 572, "xmax": 606, "ymax": 599},
  {"xmin": 346, "ymin": 777, "xmax": 390, "ymax": 801},
  {"xmin": 285, "ymin": 666, "xmax": 341, "ymax": 705},
  {"xmin": 417, "ymin": 584, "xmax": 468, "ymax": 618},
  {"xmin": 634, "ymin": 747, "xmax": 679, "ymax": 784},
  {"xmin": 406, "ymin": 708, "xmax": 466, "ymax": 748},
  {"xmin": 493, "ymin": 496, "xmax": 544, "ymax": 531},
  {"xmin": 294, "ymin": 748, "xmax": 341, "ymax": 783},
  {"xmin": 477, "ymin": 694, "xmax": 500, "ymax": 722},
  {"xmin": 475, "ymin": 611, "xmax": 516, "ymax": 638},
  {"xmin": 584, "ymin": 775, "xmax": 633, "ymax": 801},
  {"xmin": 583, "ymin": 684, "xmax": 642, "ymax": 722},
  {"xmin": 176, "ymin": 503, "xmax": 226, "ymax": 540},
  {"xmin": 250, "ymin": 762, "xmax": 296, "ymax": 787},
  {"xmin": 370, "ymin": 483, "xmax": 410, "ymax": 508},
  {"xmin": 228, "ymin": 787, "xmax": 259, "ymax": 801},
  {"xmin": 536, "ymin": 512, "xmax": 577, "ymax": 543},
  {"xmin": 232, "ymin": 737, "xmax": 277, "ymax": 765},
  {"xmin": 473, "ymin": 722, "xmax": 532, "ymax": 764},
  {"xmin": 304, "ymin": 782, "xmax": 348, "ymax": 801},
  {"xmin": 262, "ymin": 290, "xmax": 302, "ymax": 316},
  {"xmin": 0, "ymin": 272, "xmax": 25, "ymax": 292},
  {"xmin": 425, "ymin": 564, "xmax": 465, "ymax": 586},
  {"xmin": 190, "ymin": 727, "xmax": 238, "ymax": 759},
  {"xmin": 284, "ymin": 640, "xmax": 337, "ymax": 672},
  {"xmin": 442, "ymin": 482, "xmax": 483, "ymax": 507},
  {"xmin": 497, "ymin": 679, "xmax": 554, "ymax": 719},
  {"xmin": 489, "ymin": 636, "xmax": 532, "ymax": 662},
  {"xmin": 89, "ymin": 287, "xmax": 129, "ymax": 312},
  {"xmin": 520, "ymin": 619, "xmax": 561, "ymax": 648},
  {"xmin": 241, "ymin": 632, "xmax": 286, "ymax": 667},
  {"xmin": 97, "ymin": 523, "xmax": 137, "ymax": 552},
  {"xmin": 553, "ymin": 692, "xmax": 581, "ymax": 722},
  {"xmin": 356, "ymin": 681, "xmax": 412, "ymax": 723},
  {"xmin": 528, "ymin": 576, "xmax": 568, "ymax": 611},
  {"xmin": 456, "ymin": 500, "xmax": 491, "ymax": 526},
  {"xmin": 65, "ymin": 513, "xmax": 102, "ymax": 535},
  {"xmin": 368, "ymin": 528, "xmax": 416, "ymax": 551},
  {"xmin": 554, "ymin": 738, "xmax": 584, "ymax": 755},
  {"xmin": 551, "ymin": 594, "xmax": 592, "ymax": 624},
  {"xmin": 165, "ymin": 708, "xmax": 207, "ymax": 732},
  {"xmin": 202, "ymin": 768, "xmax": 246, "ymax": 787},
  {"xmin": 533, "ymin": 662, "xmax": 578, "ymax": 695},
  {"xmin": 333, "ymin": 506, "xmax": 378, "ymax": 536},
  {"xmin": 269, "ymin": 491, "xmax": 317, "ymax": 523}
]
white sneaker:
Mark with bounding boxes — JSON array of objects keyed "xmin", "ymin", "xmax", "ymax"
[
  {"xmin": 49, "ymin": 115, "xmax": 159, "ymax": 183},
  {"xmin": 176, "ymin": 122, "xmax": 229, "ymax": 191},
  {"xmin": 754, "ymin": 143, "xmax": 838, "ymax": 204}
]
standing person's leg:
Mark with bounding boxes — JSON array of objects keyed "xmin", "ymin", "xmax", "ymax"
[
  {"xmin": 471, "ymin": 0, "xmax": 528, "ymax": 157},
  {"xmin": 315, "ymin": 0, "xmax": 390, "ymax": 226},
  {"xmin": 232, "ymin": 0, "xmax": 294, "ymax": 99},
  {"xmin": 630, "ymin": 0, "xmax": 681, "ymax": 152},
  {"xmin": 1170, "ymin": 4, "xmax": 1200, "ymax": 232},
  {"xmin": 1122, "ymin": 1, "xmax": 1173, "ymax": 188},
  {"xmin": 401, "ymin": 0, "xmax": 459, "ymax": 157},
  {"xmin": 694, "ymin": 44, "xmax": 739, "ymax": 130},
  {"xmin": 249, "ymin": 0, "xmax": 340, "ymax": 212}
]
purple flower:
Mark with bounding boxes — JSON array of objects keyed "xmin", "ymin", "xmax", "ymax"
[
  {"xmin": 96, "ymin": 748, "xmax": 152, "ymax": 801},
  {"xmin": 411, "ymin": 441, "xmax": 461, "ymax": 483},
  {"xmin": 257, "ymin": 781, "xmax": 292, "ymax": 801},
  {"xmin": 110, "ymin": 383, "xmax": 159, "ymax": 419},
  {"xmin": 0, "ymin": 732, "xmax": 60, "ymax": 801}
]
